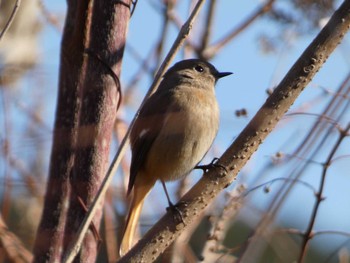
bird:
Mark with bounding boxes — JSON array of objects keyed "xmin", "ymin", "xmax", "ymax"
[{"xmin": 119, "ymin": 58, "xmax": 232, "ymax": 256}]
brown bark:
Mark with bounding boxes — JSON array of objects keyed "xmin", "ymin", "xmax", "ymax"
[
  {"xmin": 33, "ymin": 0, "xmax": 131, "ymax": 262},
  {"xmin": 33, "ymin": 1, "xmax": 88, "ymax": 261}
]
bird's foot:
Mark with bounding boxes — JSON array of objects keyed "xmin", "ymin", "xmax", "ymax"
[
  {"xmin": 166, "ymin": 201, "xmax": 188, "ymax": 225},
  {"xmin": 195, "ymin": 158, "xmax": 228, "ymax": 177}
]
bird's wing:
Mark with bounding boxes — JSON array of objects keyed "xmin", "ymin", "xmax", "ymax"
[{"xmin": 127, "ymin": 90, "xmax": 180, "ymax": 195}]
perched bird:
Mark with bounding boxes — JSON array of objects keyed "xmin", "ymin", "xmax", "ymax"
[{"xmin": 119, "ymin": 59, "xmax": 232, "ymax": 256}]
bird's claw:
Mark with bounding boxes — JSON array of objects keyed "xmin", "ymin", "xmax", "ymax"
[
  {"xmin": 195, "ymin": 158, "xmax": 227, "ymax": 177},
  {"xmin": 166, "ymin": 201, "xmax": 188, "ymax": 225}
]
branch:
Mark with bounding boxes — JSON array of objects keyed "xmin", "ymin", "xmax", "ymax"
[
  {"xmin": 33, "ymin": 0, "xmax": 92, "ymax": 261},
  {"xmin": 61, "ymin": 0, "xmax": 131, "ymax": 262},
  {"xmin": 0, "ymin": 214, "xmax": 33, "ymax": 263},
  {"xmin": 298, "ymin": 123, "xmax": 350, "ymax": 263},
  {"xmin": 238, "ymin": 71, "xmax": 350, "ymax": 262},
  {"xmin": 198, "ymin": 0, "xmax": 217, "ymax": 54},
  {"xmin": 200, "ymin": 0, "xmax": 275, "ymax": 59},
  {"xmin": 0, "ymin": 0, "xmax": 21, "ymax": 42},
  {"xmin": 119, "ymin": 1, "xmax": 350, "ymax": 261}
]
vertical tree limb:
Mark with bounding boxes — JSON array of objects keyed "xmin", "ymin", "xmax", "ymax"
[
  {"xmin": 33, "ymin": 1, "xmax": 91, "ymax": 261},
  {"xmin": 62, "ymin": 1, "xmax": 131, "ymax": 262},
  {"xmin": 33, "ymin": 0, "xmax": 131, "ymax": 262}
]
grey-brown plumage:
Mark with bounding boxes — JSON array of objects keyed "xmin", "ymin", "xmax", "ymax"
[{"xmin": 120, "ymin": 59, "xmax": 232, "ymax": 256}]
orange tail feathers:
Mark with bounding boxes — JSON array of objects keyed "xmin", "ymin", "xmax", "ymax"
[{"xmin": 119, "ymin": 181, "xmax": 154, "ymax": 257}]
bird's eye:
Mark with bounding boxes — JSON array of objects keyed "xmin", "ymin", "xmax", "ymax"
[{"xmin": 194, "ymin": 65, "xmax": 204, "ymax": 72}]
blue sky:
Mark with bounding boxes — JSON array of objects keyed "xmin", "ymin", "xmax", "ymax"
[{"xmin": 3, "ymin": 0, "xmax": 350, "ymax": 257}]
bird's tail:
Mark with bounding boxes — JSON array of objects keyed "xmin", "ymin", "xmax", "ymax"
[{"xmin": 119, "ymin": 181, "xmax": 154, "ymax": 257}]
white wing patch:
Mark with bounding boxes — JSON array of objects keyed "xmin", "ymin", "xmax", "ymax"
[{"xmin": 139, "ymin": 129, "xmax": 149, "ymax": 139}]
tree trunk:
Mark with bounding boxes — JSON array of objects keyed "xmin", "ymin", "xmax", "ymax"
[{"xmin": 33, "ymin": 1, "xmax": 131, "ymax": 262}]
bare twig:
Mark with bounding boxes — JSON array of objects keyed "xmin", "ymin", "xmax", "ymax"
[
  {"xmin": 246, "ymin": 177, "xmax": 317, "ymax": 196},
  {"xmin": 0, "ymin": 0, "xmax": 21, "ymax": 42},
  {"xmin": 61, "ymin": 1, "xmax": 206, "ymax": 262},
  {"xmin": 103, "ymin": 194, "xmax": 119, "ymax": 262},
  {"xmin": 154, "ymin": 1, "xmax": 173, "ymax": 69},
  {"xmin": 201, "ymin": 0, "xmax": 275, "ymax": 59},
  {"xmin": 37, "ymin": 0, "xmax": 61, "ymax": 32},
  {"xmin": 123, "ymin": 44, "xmax": 155, "ymax": 104},
  {"xmin": 329, "ymin": 154, "xmax": 350, "ymax": 164},
  {"xmin": 324, "ymin": 234, "xmax": 350, "ymax": 263},
  {"xmin": 0, "ymin": 214, "xmax": 33, "ymax": 263},
  {"xmin": 6, "ymin": 154, "xmax": 41, "ymax": 199},
  {"xmin": 0, "ymin": 90, "xmax": 11, "ymax": 221},
  {"xmin": 201, "ymin": 185, "xmax": 246, "ymax": 262},
  {"xmin": 293, "ymin": 73, "xmax": 350, "ymax": 158},
  {"xmin": 298, "ymin": 123, "xmax": 350, "ymax": 263},
  {"xmin": 198, "ymin": 0, "xmax": 217, "ymax": 54},
  {"xmin": 285, "ymin": 112, "xmax": 339, "ymax": 128},
  {"xmin": 238, "ymin": 37, "xmax": 350, "ymax": 263}
]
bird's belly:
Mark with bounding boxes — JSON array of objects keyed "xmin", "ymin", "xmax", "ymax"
[{"xmin": 145, "ymin": 104, "xmax": 218, "ymax": 182}]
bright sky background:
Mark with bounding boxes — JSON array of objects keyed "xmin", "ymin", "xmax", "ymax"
[{"xmin": 2, "ymin": 0, "xmax": 350, "ymax": 257}]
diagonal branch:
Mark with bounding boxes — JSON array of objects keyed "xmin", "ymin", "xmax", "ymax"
[
  {"xmin": 118, "ymin": 1, "xmax": 350, "ymax": 261},
  {"xmin": 0, "ymin": 0, "xmax": 21, "ymax": 42}
]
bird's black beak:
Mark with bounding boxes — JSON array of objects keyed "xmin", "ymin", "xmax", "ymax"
[{"xmin": 216, "ymin": 72, "xmax": 233, "ymax": 79}]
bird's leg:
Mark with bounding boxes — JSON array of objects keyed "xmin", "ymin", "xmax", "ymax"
[
  {"xmin": 161, "ymin": 181, "xmax": 187, "ymax": 225},
  {"xmin": 195, "ymin": 157, "xmax": 228, "ymax": 177}
]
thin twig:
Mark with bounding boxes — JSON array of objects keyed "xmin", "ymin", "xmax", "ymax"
[
  {"xmin": 123, "ymin": 44, "xmax": 155, "ymax": 104},
  {"xmin": 329, "ymin": 154, "xmax": 350, "ymax": 164},
  {"xmin": 238, "ymin": 63, "xmax": 350, "ymax": 262},
  {"xmin": 0, "ymin": 214, "xmax": 33, "ymax": 262},
  {"xmin": 312, "ymin": 230, "xmax": 350, "ymax": 238},
  {"xmin": 323, "ymin": 235, "xmax": 350, "ymax": 263},
  {"xmin": 201, "ymin": 0, "xmax": 275, "ymax": 59},
  {"xmin": 61, "ymin": 1, "xmax": 206, "ymax": 262},
  {"xmin": 245, "ymin": 177, "xmax": 317, "ymax": 196},
  {"xmin": 298, "ymin": 123, "xmax": 350, "ymax": 263},
  {"xmin": 278, "ymin": 228, "xmax": 350, "ymax": 238},
  {"xmin": 0, "ymin": 0, "xmax": 21, "ymax": 42},
  {"xmin": 201, "ymin": 185, "xmax": 246, "ymax": 261},
  {"xmin": 37, "ymin": 0, "xmax": 61, "ymax": 32},
  {"xmin": 293, "ymin": 73, "xmax": 350, "ymax": 158},
  {"xmin": 198, "ymin": 0, "xmax": 216, "ymax": 54},
  {"xmin": 85, "ymin": 49, "xmax": 123, "ymax": 109},
  {"xmin": 103, "ymin": 194, "xmax": 119, "ymax": 262},
  {"xmin": 0, "ymin": 88, "xmax": 11, "ymax": 220},
  {"xmin": 285, "ymin": 112, "xmax": 340, "ymax": 129},
  {"xmin": 130, "ymin": 0, "xmax": 138, "ymax": 17},
  {"xmin": 154, "ymin": 1, "xmax": 172, "ymax": 70}
]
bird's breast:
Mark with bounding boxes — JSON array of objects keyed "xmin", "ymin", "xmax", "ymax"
[{"xmin": 145, "ymin": 88, "xmax": 219, "ymax": 181}]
